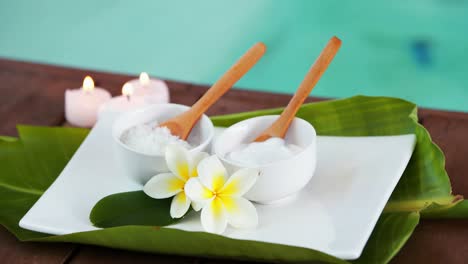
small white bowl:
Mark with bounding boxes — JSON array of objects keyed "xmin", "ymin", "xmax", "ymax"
[
  {"xmin": 112, "ymin": 104, "xmax": 214, "ymax": 184},
  {"xmin": 213, "ymin": 115, "xmax": 317, "ymax": 203}
]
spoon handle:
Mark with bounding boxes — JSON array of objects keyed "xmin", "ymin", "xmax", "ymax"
[
  {"xmin": 188, "ymin": 42, "xmax": 266, "ymax": 122},
  {"xmin": 255, "ymin": 37, "xmax": 341, "ymax": 142}
]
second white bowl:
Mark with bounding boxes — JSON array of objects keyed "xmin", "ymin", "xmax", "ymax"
[{"xmin": 213, "ymin": 115, "xmax": 317, "ymax": 203}]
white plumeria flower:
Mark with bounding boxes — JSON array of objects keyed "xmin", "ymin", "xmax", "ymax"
[
  {"xmin": 185, "ymin": 155, "xmax": 259, "ymax": 234},
  {"xmin": 144, "ymin": 144, "xmax": 208, "ymax": 218}
]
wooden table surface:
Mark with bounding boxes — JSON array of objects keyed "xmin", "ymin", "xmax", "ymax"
[{"xmin": 0, "ymin": 58, "xmax": 467, "ymax": 264}]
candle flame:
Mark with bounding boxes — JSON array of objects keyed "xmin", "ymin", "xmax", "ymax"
[
  {"xmin": 139, "ymin": 72, "xmax": 150, "ymax": 85},
  {"xmin": 82, "ymin": 76, "xmax": 95, "ymax": 92},
  {"xmin": 122, "ymin": 83, "xmax": 134, "ymax": 97}
]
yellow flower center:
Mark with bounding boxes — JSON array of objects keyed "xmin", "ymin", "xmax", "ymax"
[{"xmin": 177, "ymin": 163, "xmax": 190, "ymax": 181}]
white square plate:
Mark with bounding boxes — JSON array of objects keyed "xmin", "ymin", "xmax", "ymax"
[{"xmin": 19, "ymin": 114, "xmax": 416, "ymax": 260}]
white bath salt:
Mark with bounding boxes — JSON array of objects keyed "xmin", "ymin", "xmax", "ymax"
[
  {"xmin": 120, "ymin": 121, "xmax": 191, "ymax": 155},
  {"xmin": 226, "ymin": 137, "xmax": 302, "ymax": 166}
]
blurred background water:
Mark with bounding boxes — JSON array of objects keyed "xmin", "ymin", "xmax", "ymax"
[{"xmin": 1, "ymin": 0, "xmax": 467, "ymax": 111}]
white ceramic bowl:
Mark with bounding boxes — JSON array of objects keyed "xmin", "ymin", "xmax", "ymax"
[
  {"xmin": 112, "ymin": 104, "xmax": 214, "ymax": 184},
  {"xmin": 213, "ymin": 115, "xmax": 317, "ymax": 203}
]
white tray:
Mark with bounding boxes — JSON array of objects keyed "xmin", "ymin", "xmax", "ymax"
[{"xmin": 19, "ymin": 114, "xmax": 416, "ymax": 260}]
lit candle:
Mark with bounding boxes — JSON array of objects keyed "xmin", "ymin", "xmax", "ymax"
[
  {"xmin": 125, "ymin": 72, "xmax": 170, "ymax": 104},
  {"xmin": 65, "ymin": 76, "xmax": 111, "ymax": 127},
  {"xmin": 98, "ymin": 83, "xmax": 148, "ymax": 117}
]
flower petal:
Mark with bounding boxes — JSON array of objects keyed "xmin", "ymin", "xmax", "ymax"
[
  {"xmin": 185, "ymin": 178, "xmax": 214, "ymax": 203},
  {"xmin": 191, "ymin": 200, "xmax": 204, "ymax": 211},
  {"xmin": 220, "ymin": 168, "xmax": 259, "ymax": 197},
  {"xmin": 197, "ymin": 155, "xmax": 227, "ymax": 192},
  {"xmin": 170, "ymin": 191, "xmax": 191, "ymax": 218},
  {"xmin": 143, "ymin": 173, "xmax": 184, "ymax": 199},
  {"xmin": 201, "ymin": 197, "xmax": 228, "ymax": 234},
  {"xmin": 165, "ymin": 144, "xmax": 191, "ymax": 181},
  {"xmin": 190, "ymin": 151, "xmax": 209, "ymax": 177},
  {"xmin": 221, "ymin": 197, "xmax": 258, "ymax": 229}
]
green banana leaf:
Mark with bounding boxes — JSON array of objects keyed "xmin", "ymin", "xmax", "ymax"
[
  {"xmin": 89, "ymin": 191, "xmax": 178, "ymax": 228},
  {"xmin": 421, "ymin": 199, "xmax": 468, "ymax": 219},
  {"xmin": 0, "ymin": 96, "xmax": 465, "ymax": 263}
]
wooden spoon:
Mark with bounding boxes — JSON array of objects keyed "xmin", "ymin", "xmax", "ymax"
[
  {"xmin": 254, "ymin": 36, "xmax": 341, "ymax": 142},
  {"xmin": 160, "ymin": 42, "xmax": 266, "ymax": 140}
]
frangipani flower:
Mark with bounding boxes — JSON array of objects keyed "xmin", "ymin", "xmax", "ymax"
[
  {"xmin": 144, "ymin": 144, "xmax": 208, "ymax": 218},
  {"xmin": 185, "ymin": 156, "xmax": 259, "ymax": 234}
]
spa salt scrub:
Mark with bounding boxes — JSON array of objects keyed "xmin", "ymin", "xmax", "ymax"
[
  {"xmin": 226, "ymin": 137, "xmax": 302, "ymax": 166},
  {"xmin": 120, "ymin": 121, "xmax": 191, "ymax": 155}
]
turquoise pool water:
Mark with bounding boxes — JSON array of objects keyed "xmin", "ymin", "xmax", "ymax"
[{"xmin": 1, "ymin": 0, "xmax": 467, "ymax": 111}]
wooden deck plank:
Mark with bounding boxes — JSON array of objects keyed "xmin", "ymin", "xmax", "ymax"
[
  {"xmin": 392, "ymin": 219, "xmax": 468, "ymax": 263},
  {"xmin": 68, "ymin": 246, "xmax": 200, "ymax": 264},
  {"xmin": 0, "ymin": 227, "xmax": 76, "ymax": 264}
]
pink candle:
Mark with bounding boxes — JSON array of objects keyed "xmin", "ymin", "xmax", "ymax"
[
  {"xmin": 98, "ymin": 83, "xmax": 148, "ymax": 117},
  {"xmin": 65, "ymin": 76, "xmax": 111, "ymax": 127},
  {"xmin": 126, "ymin": 72, "xmax": 170, "ymax": 104}
]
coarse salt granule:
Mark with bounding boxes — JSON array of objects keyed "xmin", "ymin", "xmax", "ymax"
[{"xmin": 120, "ymin": 121, "xmax": 191, "ymax": 155}]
